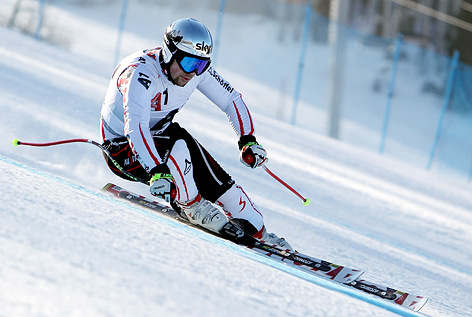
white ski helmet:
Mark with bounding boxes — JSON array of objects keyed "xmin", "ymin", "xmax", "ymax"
[{"xmin": 161, "ymin": 18, "xmax": 213, "ymax": 76}]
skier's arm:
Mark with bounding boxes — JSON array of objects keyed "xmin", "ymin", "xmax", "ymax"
[
  {"xmin": 197, "ymin": 67, "xmax": 267, "ymax": 168},
  {"xmin": 197, "ymin": 68, "xmax": 255, "ymax": 138},
  {"xmin": 118, "ymin": 65, "xmax": 167, "ymax": 176}
]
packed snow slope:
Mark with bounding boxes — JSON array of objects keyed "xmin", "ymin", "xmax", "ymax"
[{"xmin": 1, "ymin": 27, "xmax": 472, "ymax": 316}]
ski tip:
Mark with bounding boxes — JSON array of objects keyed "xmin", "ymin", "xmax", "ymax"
[
  {"xmin": 12, "ymin": 138, "xmax": 20, "ymax": 147},
  {"xmin": 303, "ymin": 198, "xmax": 310, "ymax": 206}
]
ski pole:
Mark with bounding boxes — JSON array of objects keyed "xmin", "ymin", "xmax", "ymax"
[
  {"xmin": 262, "ymin": 165, "xmax": 310, "ymax": 205},
  {"xmin": 12, "ymin": 138, "xmax": 150, "ymax": 184}
]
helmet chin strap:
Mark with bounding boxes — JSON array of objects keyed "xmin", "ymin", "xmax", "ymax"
[{"xmin": 159, "ymin": 49, "xmax": 177, "ymax": 85}]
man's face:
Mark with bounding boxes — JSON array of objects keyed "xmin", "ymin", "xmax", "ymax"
[{"xmin": 169, "ymin": 60, "xmax": 196, "ymax": 87}]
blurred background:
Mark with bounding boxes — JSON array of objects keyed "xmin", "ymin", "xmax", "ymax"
[{"xmin": 1, "ymin": 0, "xmax": 471, "ymax": 183}]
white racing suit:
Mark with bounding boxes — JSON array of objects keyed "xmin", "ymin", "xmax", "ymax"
[{"xmin": 100, "ymin": 47, "xmax": 265, "ymax": 237}]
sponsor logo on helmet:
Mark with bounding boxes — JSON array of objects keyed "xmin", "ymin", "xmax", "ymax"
[{"xmin": 196, "ymin": 41, "xmax": 212, "ymax": 54}]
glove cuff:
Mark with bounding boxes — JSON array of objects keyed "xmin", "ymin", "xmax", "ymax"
[
  {"xmin": 150, "ymin": 173, "xmax": 173, "ymax": 183},
  {"xmin": 149, "ymin": 164, "xmax": 171, "ymax": 180},
  {"xmin": 238, "ymin": 135, "xmax": 257, "ymax": 150}
]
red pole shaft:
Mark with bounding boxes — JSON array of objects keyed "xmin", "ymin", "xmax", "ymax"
[
  {"xmin": 13, "ymin": 138, "xmax": 149, "ymax": 184},
  {"xmin": 16, "ymin": 139, "xmax": 91, "ymax": 147},
  {"xmin": 262, "ymin": 165, "xmax": 310, "ymax": 205}
]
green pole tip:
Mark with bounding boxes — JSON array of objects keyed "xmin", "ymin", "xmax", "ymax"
[
  {"xmin": 12, "ymin": 138, "xmax": 20, "ymax": 147},
  {"xmin": 303, "ymin": 198, "xmax": 310, "ymax": 206}
]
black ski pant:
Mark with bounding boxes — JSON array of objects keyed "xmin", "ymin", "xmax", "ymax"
[{"xmin": 102, "ymin": 122, "xmax": 234, "ymax": 203}]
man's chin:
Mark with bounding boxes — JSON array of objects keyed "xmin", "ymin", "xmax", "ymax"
[{"xmin": 175, "ymin": 78, "xmax": 189, "ymax": 87}]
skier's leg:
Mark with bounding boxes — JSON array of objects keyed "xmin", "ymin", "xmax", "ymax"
[
  {"xmin": 160, "ymin": 123, "xmax": 292, "ymax": 249},
  {"xmin": 155, "ymin": 122, "xmax": 234, "ymax": 202},
  {"xmin": 167, "ymin": 139, "xmax": 228, "ymax": 233},
  {"xmin": 166, "ymin": 139, "xmax": 198, "ymax": 203},
  {"xmin": 217, "ymin": 184, "xmax": 293, "ymax": 251},
  {"xmin": 216, "ymin": 184, "xmax": 264, "ymax": 235}
]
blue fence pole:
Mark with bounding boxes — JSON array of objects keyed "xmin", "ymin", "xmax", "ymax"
[
  {"xmin": 469, "ymin": 156, "xmax": 472, "ymax": 183},
  {"xmin": 290, "ymin": 3, "xmax": 312, "ymax": 125},
  {"xmin": 114, "ymin": 0, "xmax": 129, "ymax": 66},
  {"xmin": 34, "ymin": 0, "xmax": 45, "ymax": 39},
  {"xmin": 426, "ymin": 50, "xmax": 460, "ymax": 170},
  {"xmin": 379, "ymin": 34, "xmax": 403, "ymax": 154},
  {"xmin": 212, "ymin": 0, "xmax": 226, "ymax": 66}
]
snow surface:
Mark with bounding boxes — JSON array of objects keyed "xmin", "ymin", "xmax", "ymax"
[{"xmin": 1, "ymin": 4, "xmax": 472, "ymax": 317}]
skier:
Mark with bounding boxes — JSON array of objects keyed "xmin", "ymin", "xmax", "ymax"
[{"xmin": 100, "ymin": 18, "xmax": 292, "ymax": 251}]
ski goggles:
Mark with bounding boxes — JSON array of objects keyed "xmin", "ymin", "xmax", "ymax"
[{"xmin": 176, "ymin": 55, "xmax": 211, "ymax": 76}]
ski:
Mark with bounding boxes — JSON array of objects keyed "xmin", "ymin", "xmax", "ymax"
[
  {"xmin": 289, "ymin": 251, "xmax": 428, "ymax": 311},
  {"xmin": 101, "ymin": 183, "xmax": 427, "ymax": 311},
  {"xmin": 102, "ymin": 183, "xmax": 362, "ymax": 283},
  {"xmin": 350, "ymin": 279, "xmax": 428, "ymax": 311},
  {"xmin": 103, "ymin": 183, "xmax": 182, "ymax": 220},
  {"xmin": 247, "ymin": 243, "xmax": 362, "ymax": 284}
]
